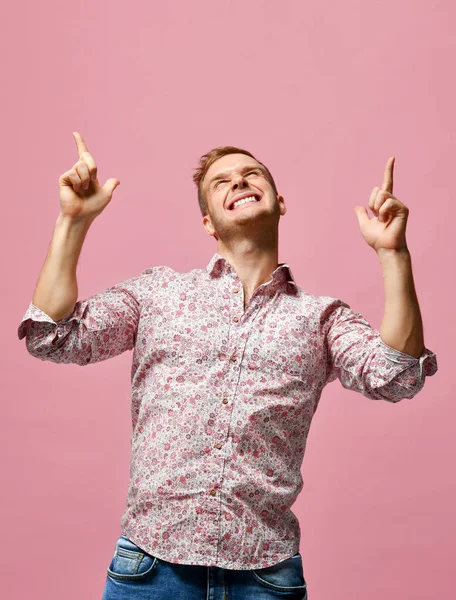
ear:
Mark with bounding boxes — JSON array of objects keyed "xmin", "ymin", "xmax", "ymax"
[
  {"xmin": 202, "ymin": 214, "xmax": 217, "ymax": 237},
  {"xmin": 277, "ymin": 194, "xmax": 287, "ymax": 216}
]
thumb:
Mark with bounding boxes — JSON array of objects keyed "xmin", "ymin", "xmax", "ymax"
[
  {"xmin": 354, "ymin": 205, "xmax": 369, "ymax": 226},
  {"xmin": 103, "ymin": 178, "xmax": 120, "ymax": 196}
]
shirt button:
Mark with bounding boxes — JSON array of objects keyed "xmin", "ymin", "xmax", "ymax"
[
  {"xmin": 233, "ymin": 288, "xmax": 239, "ymax": 294},
  {"xmin": 222, "ymin": 398, "xmax": 229, "ymax": 404},
  {"xmin": 230, "ymin": 354, "xmax": 237, "ymax": 362},
  {"xmin": 215, "ymin": 443, "xmax": 222, "ymax": 449},
  {"xmin": 233, "ymin": 316, "xmax": 239, "ymax": 323},
  {"xmin": 210, "ymin": 489, "xmax": 217, "ymax": 495}
]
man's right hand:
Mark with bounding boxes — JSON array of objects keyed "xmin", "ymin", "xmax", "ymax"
[{"xmin": 58, "ymin": 132, "xmax": 120, "ymax": 222}]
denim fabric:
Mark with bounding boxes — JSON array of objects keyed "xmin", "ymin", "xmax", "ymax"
[{"xmin": 102, "ymin": 534, "xmax": 308, "ymax": 599}]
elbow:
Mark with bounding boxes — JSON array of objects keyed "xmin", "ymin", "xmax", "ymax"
[{"xmin": 371, "ymin": 379, "xmax": 425, "ymax": 403}]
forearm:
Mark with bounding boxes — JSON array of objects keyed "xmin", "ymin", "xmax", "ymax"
[
  {"xmin": 377, "ymin": 248, "xmax": 424, "ymax": 359},
  {"xmin": 32, "ymin": 213, "xmax": 94, "ymax": 322}
]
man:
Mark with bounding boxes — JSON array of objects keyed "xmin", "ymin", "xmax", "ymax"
[{"xmin": 18, "ymin": 132, "xmax": 438, "ymax": 599}]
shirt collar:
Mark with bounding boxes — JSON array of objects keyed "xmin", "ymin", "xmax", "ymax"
[{"xmin": 206, "ymin": 252, "xmax": 296, "ymax": 285}]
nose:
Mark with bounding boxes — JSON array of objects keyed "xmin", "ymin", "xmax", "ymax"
[{"xmin": 231, "ymin": 172, "xmax": 249, "ymax": 190}]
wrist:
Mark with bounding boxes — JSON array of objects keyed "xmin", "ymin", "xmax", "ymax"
[
  {"xmin": 376, "ymin": 247, "xmax": 410, "ymax": 260},
  {"xmin": 56, "ymin": 212, "xmax": 95, "ymax": 231}
]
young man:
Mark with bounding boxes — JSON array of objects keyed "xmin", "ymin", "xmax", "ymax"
[{"xmin": 18, "ymin": 132, "xmax": 438, "ymax": 599}]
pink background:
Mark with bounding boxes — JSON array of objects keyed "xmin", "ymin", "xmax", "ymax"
[{"xmin": 3, "ymin": 0, "xmax": 453, "ymax": 598}]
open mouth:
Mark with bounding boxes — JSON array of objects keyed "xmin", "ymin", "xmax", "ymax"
[{"xmin": 229, "ymin": 194, "xmax": 262, "ymax": 210}]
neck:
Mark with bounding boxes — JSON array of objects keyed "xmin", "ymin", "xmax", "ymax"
[{"xmin": 216, "ymin": 229, "xmax": 280, "ymax": 299}]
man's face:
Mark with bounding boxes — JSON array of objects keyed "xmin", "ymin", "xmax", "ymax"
[{"xmin": 202, "ymin": 153, "xmax": 286, "ymax": 240}]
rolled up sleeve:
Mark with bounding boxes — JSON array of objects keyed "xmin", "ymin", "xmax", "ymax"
[
  {"xmin": 323, "ymin": 298, "xmax": 438, "ymax": 402},
  {"xmin": 17, "ymin": 270, "xmax": 152, "ymax": 366}
]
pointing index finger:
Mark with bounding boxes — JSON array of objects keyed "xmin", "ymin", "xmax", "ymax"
[
  {"xmin": 72, "ymin": 131, "xmax": 89, "ymax": 158},
  {"xmin": 381, "ymin": 156, "xmax": 395, "ymax": 194}
]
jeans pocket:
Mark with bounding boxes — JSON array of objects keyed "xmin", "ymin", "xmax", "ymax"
[
  {"xmin": 252, "ymin": 552, "xmax": 307, "ymax": 594},
  {"xmin": 107, "ymin": 535, "xmax": 158, "ymax": 582}
]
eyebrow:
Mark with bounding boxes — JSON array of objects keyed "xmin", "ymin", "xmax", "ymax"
[{"xmin": 208, "ymin": 165, "xmax": 265, "ymax": 187}]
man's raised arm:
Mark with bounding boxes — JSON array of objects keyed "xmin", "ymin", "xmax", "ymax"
[{"xmin": 31, "ymin": 131, "xmax": 120, "ymax": 321}]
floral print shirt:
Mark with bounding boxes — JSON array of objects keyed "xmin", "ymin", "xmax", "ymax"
[{"xmin": 17, "ymin": 253, "xmax": 438, "ymax": 569}]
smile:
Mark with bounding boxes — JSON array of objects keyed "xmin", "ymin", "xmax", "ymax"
[{"xmin": 231, "ymin": 195, "xmax": 261, "ymax": 210}]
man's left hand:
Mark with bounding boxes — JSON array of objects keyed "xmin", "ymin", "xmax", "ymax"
[{"xmin": 354, "ymin": 157, "xmax": 409, "ymax": 253}]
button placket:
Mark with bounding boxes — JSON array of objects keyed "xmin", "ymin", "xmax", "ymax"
[{"xmin": 231, "ymin": 276, "xmax": 244, "ymax": 323}]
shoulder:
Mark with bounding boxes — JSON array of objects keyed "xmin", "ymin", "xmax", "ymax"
[{"xmin": 289, "ymin": 283, "xmax": 350, "ymax": 312}]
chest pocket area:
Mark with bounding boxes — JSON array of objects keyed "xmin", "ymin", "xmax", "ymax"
[
  {"xmin": 141, "ymin": 300, "xmax": 223, "ymax": 371},
  {"xmin": 168, "ymin": 322, "xmax": 217, "ymax": 367},
  {"xmin": 243, "ymin": 313, "xmax": 318, "ymax": 383}
]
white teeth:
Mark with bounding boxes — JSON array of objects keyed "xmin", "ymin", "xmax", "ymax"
[{"xmin": 232, "ymin": 195, "xmax": 259, "ymax": 209}]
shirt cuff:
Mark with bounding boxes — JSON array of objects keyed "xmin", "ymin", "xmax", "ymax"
[
  {"xmin": 377, "ymin": 337, "xmax": 438, "ymax": 377},
  {"xmin": 17, "ymin": 302, "xmax": 79, "ymax": 340}
]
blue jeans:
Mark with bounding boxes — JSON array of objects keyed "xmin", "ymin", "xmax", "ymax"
[{"xmin": 102, "ymin": 534, "xmax": 308, "ymax": 599}]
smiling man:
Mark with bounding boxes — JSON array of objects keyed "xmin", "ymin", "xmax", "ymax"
[
  {"xmin": 198, "ymin": 147, "xmax": 287, "ymax": 309},
  {"xmin": 18, "ymin": 133, "xmax": 438, "ymax": 600}
]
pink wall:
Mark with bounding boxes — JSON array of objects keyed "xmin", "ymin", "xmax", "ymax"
[{"xmin": 4, "ymin": 0, "xmax": 453, "ymax": 598}]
